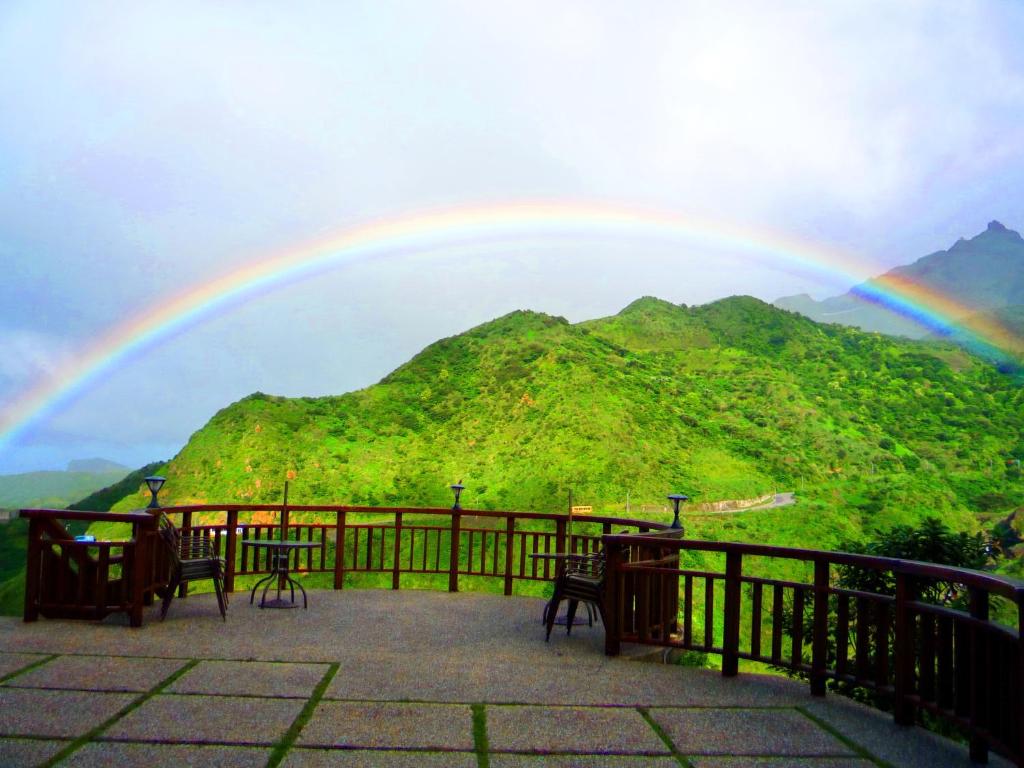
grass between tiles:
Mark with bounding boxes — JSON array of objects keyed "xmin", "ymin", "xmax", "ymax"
[
  {"xmin": 266, "ymin": 662, "xmax": 339, "ymax": 768},
  {"xmin": 0, "ymin": 654, "xmax": 58, "ymax": 684},
  {"xmin": 42, "ymin": 658, "xmax": 201, "ymax": 768},
  {"xmin": 637, "ymin": 706, "xmax": 694, "ymax": 768},
  {"xmin": 795, "ymin": 705, "xmax": 894, "ymax": 768},
  {"xmin": 472, "ymin": 703, "xmax": 490, "ymax": 768}
]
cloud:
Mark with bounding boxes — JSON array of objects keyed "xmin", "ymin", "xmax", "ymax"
[{"xmin": 0, "ymin": 329, "xmax": 72, "ymax": 392}]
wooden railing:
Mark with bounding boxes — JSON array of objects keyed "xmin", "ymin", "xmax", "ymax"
[
  {"xmin": 20, "ymin": 505, "xmax": 668, "ymax": 620},
  {"xmin": 602, "ymin": 534, "xmax": 1024, "ymax": 767},
  {"xmin": 20, "ymin": 509, "xmax": 167, "ymax": 627},
  {"xmin": 155, "ymin": 504, "xmax": 669, "ymax": 595}
]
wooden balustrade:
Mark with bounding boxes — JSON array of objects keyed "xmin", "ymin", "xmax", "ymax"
[
  {"xmin": 20, "ymin": 508, "xmax": 165, "ymax": 627},
  {"xmin": 154, "ymin": 504, "xmax": 666, "ymax": 597},
  {"xmin": 20, "ymin": 503, "xmax": 1024, "ymax": 764},
  {"xmin": 601, "ymin": 534, "xmax": 1024, "ymax": 767}
]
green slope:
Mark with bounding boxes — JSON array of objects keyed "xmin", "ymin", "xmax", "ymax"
[
  {"xmin": 110, "ymin": 296, "xmax": 1024, "ymax": 557},
  {"xmin": 0, "ymin": 467, "xmax": 129, "ymax": 509}
]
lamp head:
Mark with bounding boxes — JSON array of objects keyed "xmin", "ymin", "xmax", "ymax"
[
  {"xmin": 144, "ymin": 476, "xmax": 166, "ymax": 509},
  {"xmin": 667, "ymin": 492, "xmax": 689, "ymax": 530},
  {"xmin": 450, "ymin": 480, "xmax": 465, "ymax": 510}
]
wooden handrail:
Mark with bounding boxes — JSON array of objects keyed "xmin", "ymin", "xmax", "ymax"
[
  {"xmin": 20, "ymin": 508, "xmax": 158, "ymax": 524},
  {"xmin": 604, "ymin": 534, "xmax": 1024, "ymax": 600},
  {"xmin": 20, "ymin": 508, "xmax": 162, "ymax": 628},
  {"xmin": 601, "ymin": 533, "xmax": 1024, "ymax": 767}
]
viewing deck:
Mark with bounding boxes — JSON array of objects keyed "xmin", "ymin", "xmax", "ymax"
[{"xmin": 0, "ymin": 589, "xmax": 1007, "ymax": 767}]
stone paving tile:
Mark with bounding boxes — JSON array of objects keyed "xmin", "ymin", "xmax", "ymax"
[
  {"xmin": 650, "ymin": 708, "xmax": 852, "ymax": 756},
  {"xmin": 486, "ymin": 705, "xmax": 669, "ymax": 755},
  {"xmin": 0, "ymin": 688, "xmax": 137, "ymax": 738},
  {"xmin": 489, "ymin": 755, "xmax": 680, "ymax": 767},
  {"xmin": 0, "ymin": 653, "xmax": 47, "ymax": 680},
  {"xmin": 282, "ymin": 749, "xmax": 478, "ymax": 767},
  {"xmin": 5, "ymin": 655, "xmax": 186, "ymax": 692},
  {"xmin": 59, "ymin": 742, "xmax": 272, "ymax": 767},
  {"xmin": 103, "ymin": 694, "xmax": 304, "ymax": 745},
  {"xmin": 0, "ymin": 737, "xmax": 68, "ymax": 767},
  {"xmin": 297, "ymin": 702, "xmax": 474, "ymax": 751},
  {"xmin": 802, "ymin": 697, "xmax": 1016, "ymax": 768},
  {"xmin": 168, "ymin": 660, "xmax": 329, "ymax": 698},
  {"xmin": 690, "ymin": 759, "xmax": 877, "ymax": 768}
]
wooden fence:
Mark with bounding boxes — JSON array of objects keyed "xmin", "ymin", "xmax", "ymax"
[
  {"xmin": 602, "ymin": 533, "xmax": 1024, "ymax": 767},
  {"xmin": 20, "ymin": 504, "xmax": 1024, "ymax": 764}
]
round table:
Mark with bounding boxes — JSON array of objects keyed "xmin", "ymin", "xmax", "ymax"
[{"xmin": 242, "ymin": 539, "xmax": 321, "ymax": 609}]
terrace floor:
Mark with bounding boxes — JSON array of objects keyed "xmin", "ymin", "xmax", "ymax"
[{"xmin": 0, "ymin": 589, "xmax": 1006, "ymax": 768}]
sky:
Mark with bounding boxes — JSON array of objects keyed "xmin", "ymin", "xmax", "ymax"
[{"xmin": 1, "ymin": 1, "xmax": 1023, "ymax": 475}]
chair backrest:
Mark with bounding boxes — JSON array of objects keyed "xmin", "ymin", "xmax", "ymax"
[
  {"xmin": 157, "ymin": 514, "xmax": 183, "ymax": 568},
  {"xmin": 564, "ymin": 553, "xmax": 605, "ymax": 581},
  {"xmin": 157, "ymin": 513, "xmax": 216, "ymax": 565}
]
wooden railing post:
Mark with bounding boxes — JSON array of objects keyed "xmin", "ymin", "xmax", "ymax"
[
  {"xmin": 555, "ymin": 517, "xmax": 567, "ymax": 556},
  {"xmin": 224, "ymin": 510, "xmax": 238, "ymax": 593},
  {"xmin": 333, "ymin": 510, "xmax": 347, "ymax": 590},
  {"xmin": 449, "ymin": 511, "xmax": 461, "ymax": 592},
  {"xmin": 23, "ymin": 517, "xmax": 42, "ymax": 622},
  {"xmin": 604, "ymin": 537, "xmax": 624, "ymax": 656},
  {"xmin": 503, "ymin": 515, "xmax": 515, "ymax": 596},
  {"xmin": 1017, "ymin": 599, "xmax": 1024, "ymax": 767},
  {"xmin": 722, "ymin": 551, "xmax": 742, "ymax": 677},
  {"xmin": 968, "ymin": 586, "xmax": 990, "ymax": 764},
  {"xmin": 128, "ymin": 517, "xmax": 152, "ymax": 628},
  {"xmin": 811, "ymin": 559, "xmax": 830, "ymax": 697},
  {"xmin": 178, "ymin": 510, "xmax": 193, "ymax": 598},
  {"xmin": 894, "ymin": 572, "xmax": 916, "ymax": 723},
  {"xmin": 392, "ymin": 512, "xmax": 403, "ymax": 590}
]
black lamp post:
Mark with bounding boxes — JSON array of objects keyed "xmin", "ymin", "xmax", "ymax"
[
  {"xmin": 450, "ymin": 480, "xmax": 465, "ymax": 510},
  {"xmin": 145, "ymin": 476, "xmax": 166, "ymax": 509},
  {"xmin": 667, "ymin": 493, "xmax": 688, "ymax": 530}
]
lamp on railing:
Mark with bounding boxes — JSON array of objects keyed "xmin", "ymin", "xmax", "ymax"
[
  {"xmin": 450, "ymin": 480, "xmax": 465, "ymax": 510},
  {"xmin": 145, "ymin": 476, "xmax": 166, "ymax": 509},
  {"xmin": 667, "ymin": 493, "xmax": 688, "ymax": 531}
]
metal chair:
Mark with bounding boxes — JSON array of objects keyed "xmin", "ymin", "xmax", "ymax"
[
  {"xmin": 157, "ymin": 514, "xmax": 227, "ymax": 620},
  {"xmin": 545, "ymin": 552, "xmax": 606, "ymax": 641}
]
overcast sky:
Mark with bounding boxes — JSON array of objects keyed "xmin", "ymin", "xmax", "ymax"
[{"xmin": 1, "ymin": 1, "xmax": 1023, "ymax": 474}]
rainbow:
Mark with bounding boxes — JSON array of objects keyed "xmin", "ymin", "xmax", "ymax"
[{"xmin": 1, "ymin": 200, "xmax": 1019, "ymax": 456}]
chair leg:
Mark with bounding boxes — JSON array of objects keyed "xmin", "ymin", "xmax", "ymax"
[
  {"xmin": 161, "ymin": 573, "xmax": 181, "ymax": 620},
  {"xmin": 213, "ymin": 577, "xmax": 227, "ymax": 621},
  {"xmin": 545, "ymin": 590, "xmax": 563, "ymax": 641},
  {"xmin": 566, "ymin": 599, "xmax": 579, "ymax": 636}
]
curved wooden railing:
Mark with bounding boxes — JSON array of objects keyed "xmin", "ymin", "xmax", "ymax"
[
  {"xmin": 602, "ymin": 534, "xmax": 1024, "ymax": 767},
  {"xmin": 21, "ymin": 504, "xmax": 1024, "ymax": 764}
]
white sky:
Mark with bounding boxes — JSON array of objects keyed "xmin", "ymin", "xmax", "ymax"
[{"xmin": 1, "ymin": 1, "xmax": 1023, "ymax": 473}]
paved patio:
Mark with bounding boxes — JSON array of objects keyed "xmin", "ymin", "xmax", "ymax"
[{"xmin": 0, "ymin": 589, "xmax": 1006, "ymax": 767}]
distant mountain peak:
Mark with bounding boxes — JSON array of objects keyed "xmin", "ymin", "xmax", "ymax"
[
  {"xmin": 773, "ymin": 219, "xmax": 1024, "ymax": 342},
  {"xmin": 618, "ymin": 296, "xmax": 680, "ymax": 315}
]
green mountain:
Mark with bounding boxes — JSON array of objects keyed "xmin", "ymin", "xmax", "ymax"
[
  {"xmin": 775, "ymin": 221, "xmax": 1024, "ymax": 340},
  {"xmin": 109, "ymin": 296, "xmax": 1024, "ymax": 555},
  {"xmin": 0, "ymin": 460, "xmax": 130, "ymax": 509}
]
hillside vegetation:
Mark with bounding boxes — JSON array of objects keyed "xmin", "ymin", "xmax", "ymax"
[
  {"xmin": 0, "ymin": 464, "xmax": 129, "ymax": 509},
  {"xmin": 110, "ymin": 296, "xmax": 1024, "ymax": 555}
]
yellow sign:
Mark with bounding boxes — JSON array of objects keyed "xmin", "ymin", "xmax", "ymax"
[{"xmin": 570, "ymin": 505, "xmax": 593, "ymax": 515}]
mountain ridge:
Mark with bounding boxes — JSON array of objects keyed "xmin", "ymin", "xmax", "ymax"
[
  {"xmin": 106, "ymin": 295, "xmax": 1024, "ymax": 557},
  {"xmin": 775, "ymin": 221, "xmax": 1024, "ymax": 340}
]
